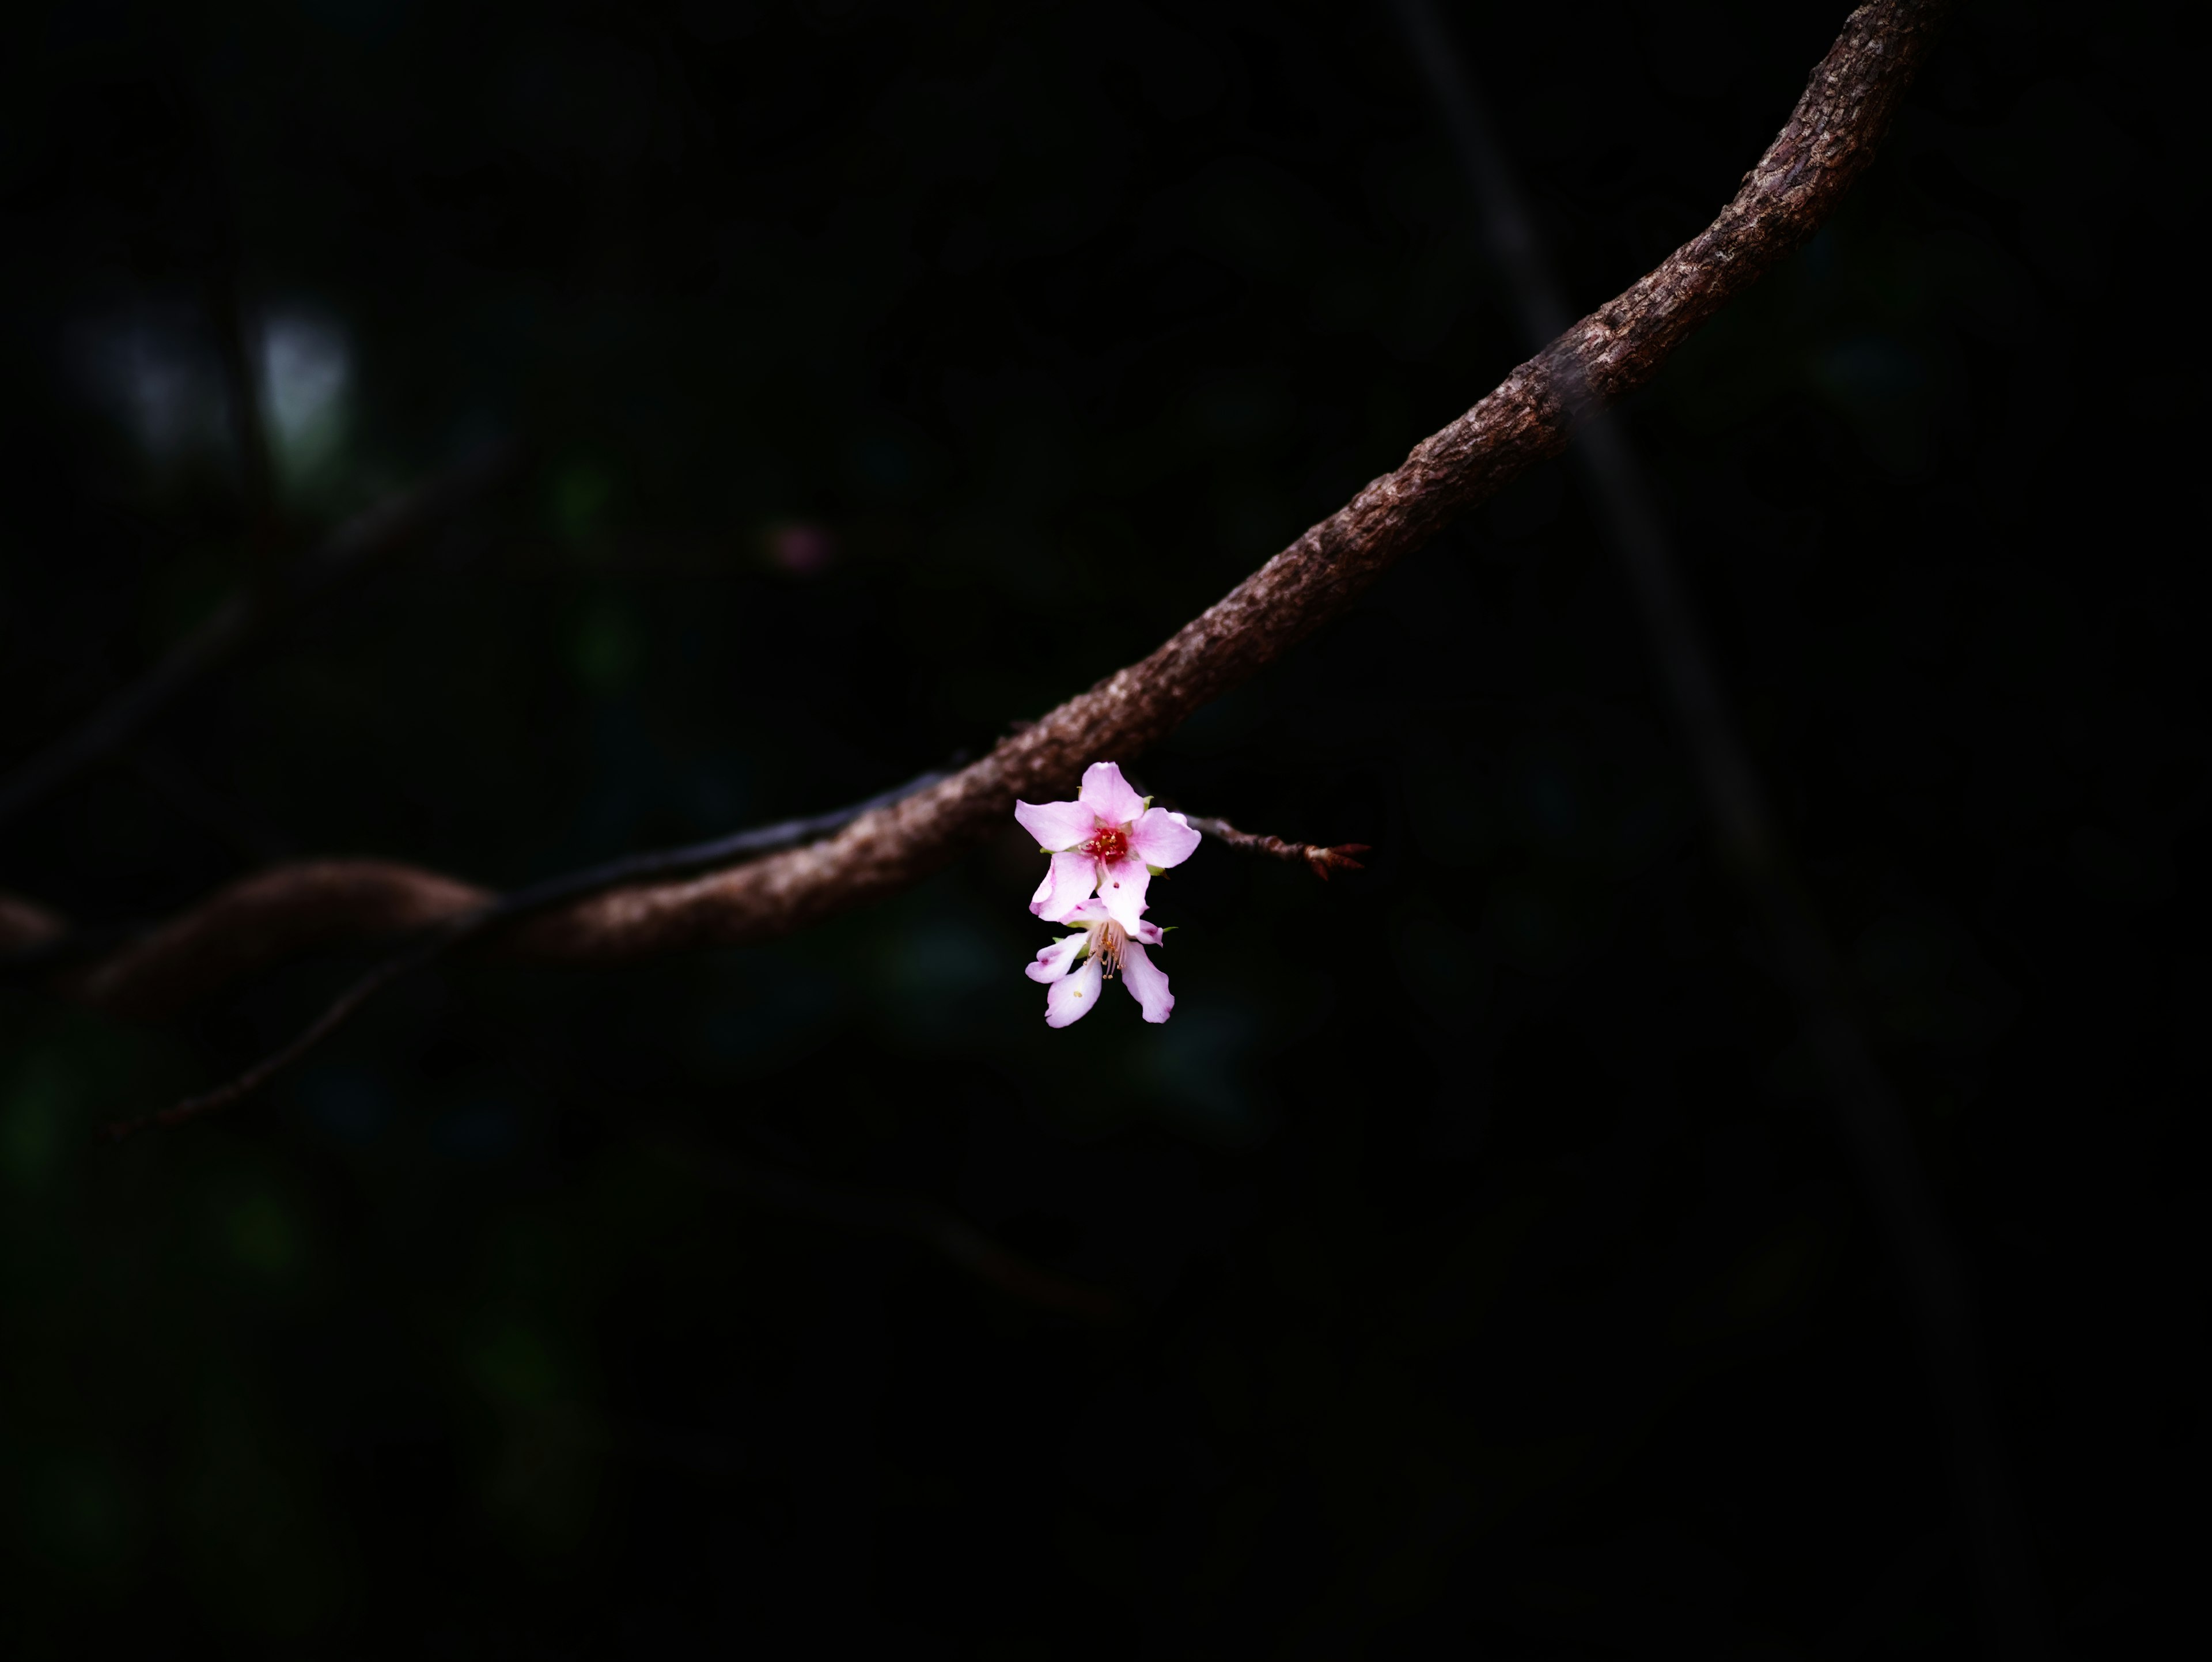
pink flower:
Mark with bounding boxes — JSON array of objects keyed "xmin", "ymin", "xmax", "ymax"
[
  {"xmin": 1025, "ymin": 897, "xmax": 1173, "ymax": 1027},
  {"xmin": 1014, "ymin": 762, "xmax": 1201, "ymax": 932}
]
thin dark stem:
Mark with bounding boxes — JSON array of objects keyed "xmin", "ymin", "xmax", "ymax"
[
  {"xmin": 207, "ymin": 260, "xmax": 275, "ymax": 565},
  {"xmin": 1389, "ymin": 3, "xmax": 2048, "ymax": 1657},
  {"xmin": 0, "ymin": 441, "xmax": 522, "ymax": 830},
  {"xmin": 171, "ymin": 69, "xmax": 279, "ymax": 561},
  {"xmin": 666, "ymin": 1141, "xmax": 1128, "ymax": 1323},
  {"xmin": 1185, "ymin": 815, "xmax": 1369, "ymax": 880},
  {"xmin": 99, "ymin": 765, "xmax": 954, "ymax": 1142}
]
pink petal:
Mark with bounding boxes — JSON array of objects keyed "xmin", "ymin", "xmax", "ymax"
[
  {"xmin": 1029, "ymin": 850, "xmax": 1099, "ymax": 921},
  {"xmin": 1096, "ymin": 857, "xmax": 1151, "ymax": 932},
  {"xmin": 1014, "ymin": 797, "xmax": 1096, "ymax": 851},
  {"xmin": 1063, "ymin": 896, "xmax": 1114, "ymax": 926},
  {"xmin": 1046, "ymin": 957, "xmax": 1103, "ymax": 1027},
  {"xmin": 1025, "ymin": 934, "xmax": 1085, "ymax": 984},
  {"xmin": 1127, "ymin": 917, "xmax": 1164, "ymax": 947},
  {"xmin": 1129, "ymin": 806, "xmax": 1200, "ymax": 869},
  {"xmin": 1077, "ymin": 761, "xmax": 1146, "ymax": 827},
  {"xmin": 1118, "ymin": 940, "xmax": 1173, "ymax": 1023}
]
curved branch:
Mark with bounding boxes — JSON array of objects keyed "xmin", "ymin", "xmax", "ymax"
[
  {"xmin": 13, "ymin": 1, "xmax": 1946, "ymax": 1024},
  {"xmin": 67, "ymin": 861, "xmax": 489, "ymax": 1021},
  {"xmin": 84, "ymin": 768, "xmax": 956, "ymax": 1141}
]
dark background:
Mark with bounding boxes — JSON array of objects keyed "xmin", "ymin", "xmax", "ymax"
[{"xmin": 1, "ymin": 1, "xmax": 2199, "ymax": 1655}]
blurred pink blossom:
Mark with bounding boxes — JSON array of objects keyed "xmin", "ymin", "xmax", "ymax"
[{"xmin": 766, "ymin": 520, "xmax": 837, "ymax": 575}]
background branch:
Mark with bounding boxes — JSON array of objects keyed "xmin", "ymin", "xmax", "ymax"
[
  {"xmin": 0, "ymin": 439, "xmax": 523, "ymax": 830},
  {"xmin": 1389, "ymin": 3, "xmax": 2048, "ymax": 1658},
  {"xmin": 669, "ymin": 1142, "xmax": 1129, "ymax": 1325},
  {"xmin": 93, "ymin": 767, "xmax": 955, "ymax": 1139}
]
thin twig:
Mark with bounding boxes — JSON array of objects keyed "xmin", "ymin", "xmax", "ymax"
[
  {"xmin": 1388, "ymin": 5, "xmax": 2048, "ymax": 1658},
  {"xmin": 157, "ymin": 67, "xmax": 277, "ymax": 556},
  {"xmin": 0, "ymin": 440, "xmax": 523, "ymax": 830},
  {"xmin": 1185, "ymin": 815, "xmax": 1369, "ymax": 880},
  {"xmin": 667, "ymin": 1141, "xmax": 1128, "ymax": 1324},
  {"xmin": 98, "ymin": 766, "xmax": 955, "ymax": 1142}
]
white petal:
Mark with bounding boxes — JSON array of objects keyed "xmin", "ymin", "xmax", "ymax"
[
  {"xmin": 1078, "ymin": 761, "xmax": 1147, "ymax": 827},
  {"xmin": 1025, "ymin": 934, "xmax": 1085, "ymax": 984},
  {"xmin": 1130, "ymin": 806, "xmax": 1201, "ymax": 869},
  {"xmin": 1046, "ymin": 957, "xmax": 1103, "ymax": 1027},
  {"xmin": 1014, "ymin": 798, "xmax": 1096, "ymax": 851},
  {"xmin": 1097, "ymin": 857, "xmax": 1152, "ymax": 932},
  {"xmin": 1029, "ymin": 850, "xmax": 1098, "ymax": 921},
  {"xmin": 1118, "ymin": 940, "xmax": 1173, "ymax": 1023}
]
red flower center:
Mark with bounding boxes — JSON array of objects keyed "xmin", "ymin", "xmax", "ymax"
[{"xmin": 1084, "ymin": 824, "xmax": 1130, "ymax": 862}]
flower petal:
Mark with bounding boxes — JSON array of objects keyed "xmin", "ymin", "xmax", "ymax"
[
  {"xmin": 1078, "ymin": 761, "xmax": 1147, "ymax": 827},
  {"xmin": 1097, "ymin": 856, "xmax": 1151, "ymax": 932},
  {"xmin": 1014, "ymin": 797, "xmax": 1096, "ymax": 851},
  {"xmin": 1029, "ymin": 850, "xmax": 1099, "ymax": 921},
  {"xmin": 1025, "ymin": 934, "xmax": 1086, "ymax": 984},
  {"xmin": 1130, "ymin": 806, "xmax": 1201, "ymax": 869},
  {"xmin": 1063, "ymin": 896, "xmax": 1114, "ymax": 926},
  {"xmin": 1118, "ymin": 940, "xmax": 1173, "ymax": 1023},
  {"xmin": 1046, "ymin": 956, "xmax": 1103, "ymax": 1027}
]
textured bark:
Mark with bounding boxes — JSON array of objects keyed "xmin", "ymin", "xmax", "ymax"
[
  {"xmin": 63, "ymin": 862, "xmax": 490, "ymax": 1021},
  {"xmin": 6, "ymin": 0, "xmax": 1950, "ymax": 1002}
]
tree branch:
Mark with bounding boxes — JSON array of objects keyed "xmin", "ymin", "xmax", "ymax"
[
  {"xmin": 9, "ymin": 2, "xmax": 1950, "ymax": 1130},
  {"xmin": 91, "ymin": 767, "xmax": 955, "ymax": 1140},
  {"xmin": 1185, "ymin": 816, "xmax": 1369, "ymax": 880}
]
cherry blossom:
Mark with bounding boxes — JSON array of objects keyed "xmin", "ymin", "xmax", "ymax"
[
  {"xmin": 1025, "ymin": 897, "xmax": 1173, "ymax": 1027},
  {"xmin": 1014, "ymin": 762, "xmax": 1200, "ymax": 932}
]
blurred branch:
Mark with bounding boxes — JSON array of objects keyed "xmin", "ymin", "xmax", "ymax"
[
  {"xmin": 165, "ymin": 65, "xmax": 278, "ymax": 558},
  {"xmin": 0, "ymin": 440, "xmax": 524, "ymax": 830},
  {"xmin": 668, "ymin": 1142, "xmax": 1129, "ymax": 1324},
  {"xmin": 1185, "ymin": 815, "xmax": 1368, "ymax": 880},
  {"xmin": 17, "ymin": 3, "xmax": 1950, "ymax": 1133},
  {"xmin": 1387, "ymin": 4, "xmax": 2051, "ymax": 1660},
  {"xmin": 199, "ymin": 168, "xmax": 276, "ymax": 563},
  {"xmin": 93, "ymin": 766, "xmax": 955, "ymax": 1141},
  {"xmin": 126, "ymin": 747, "xmax": 293, "ymax": 864}
]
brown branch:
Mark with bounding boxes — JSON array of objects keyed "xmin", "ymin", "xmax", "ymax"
[
  {"xmin": 16, "ymin": 1, "xmax": 1947, "ymax": 1123},
  {"xmin": 0, "ymin": 440, "xmax": 523, "ymax": 828},
  {"xmin": 90, "ymin": 768, "xmax": 953, "ymax": 1140},
  {"xmin": 1185, "ymin": 816, "xmax": 1369, "ymax": 881},
  {"xmin": 51, "ymin": 861, "xmax": 491, "ymax": 1021}
]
